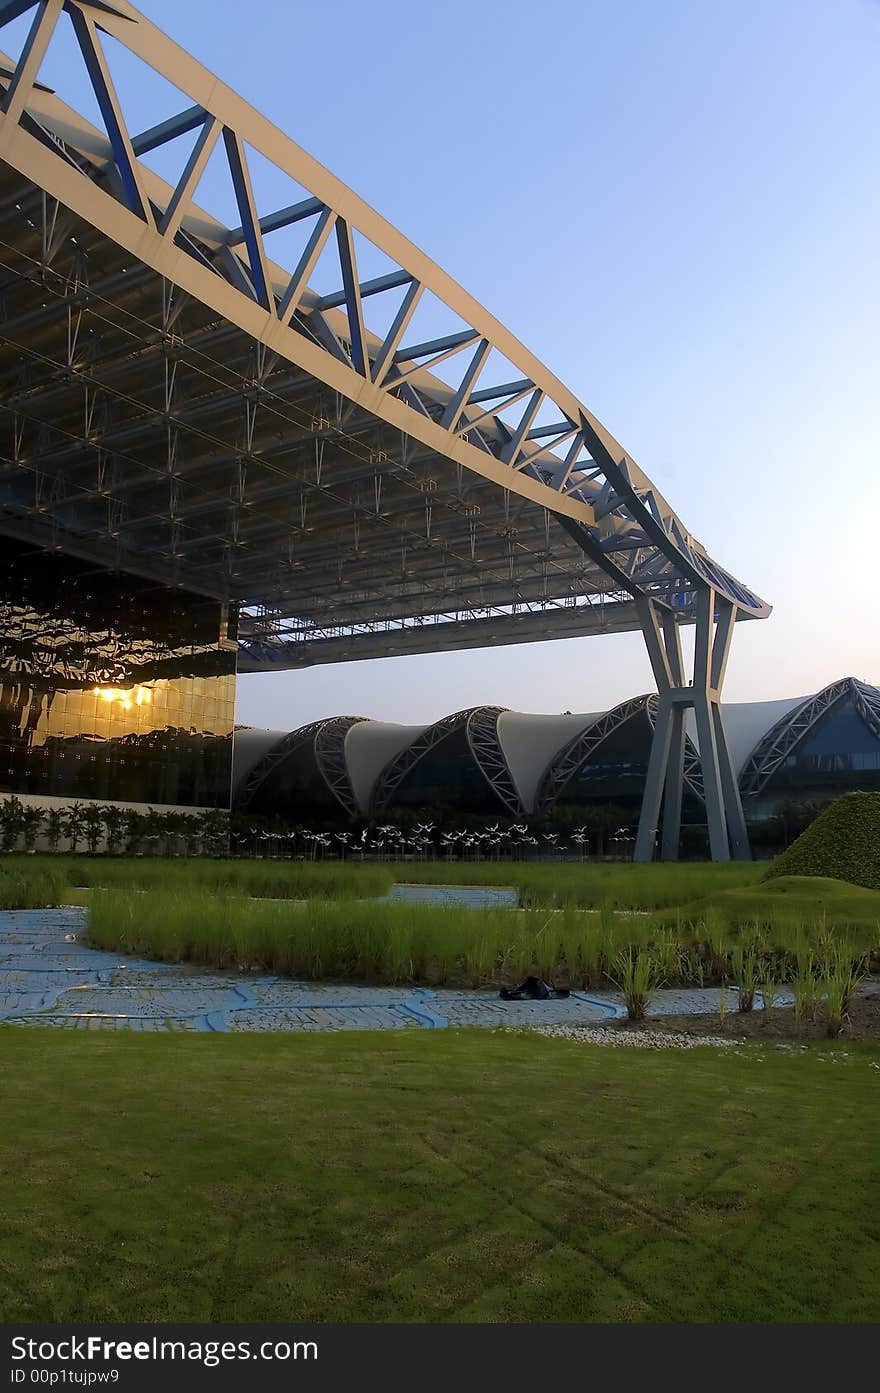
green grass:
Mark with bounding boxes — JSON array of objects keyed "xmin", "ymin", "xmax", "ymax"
[
  {"xmin": 10, "ymin": 854, "xmax": 394, "ymax": 901},
  {"xmin": 87, "ymin": 890, "xmax": 630, "ymax": 986},
  {"xmin": 652, "ymin": 875, "xmax": 880, "ymax": 944},
  {"xmin": 86, "ymin": 876, "xmax": 880, "ymax": 988},
  {"xmin": 3, "ymin": 853, "xmax": 763, "ymax": 909},
  {"xmin": 764, "ymin": 792, "xmax": 880, "ymax": 891},
  {"xmin": 1, "ymin": 1028, "xmax": 878, "ymax": 1322},
  {"xmin": 0, "ymin": 859, "xmax": 64, "ymax": 909},
  {"xmin": 391, "ymin": 859, "xmax": 762, "ymax": 908}
]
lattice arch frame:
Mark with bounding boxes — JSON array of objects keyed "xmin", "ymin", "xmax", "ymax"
[
  {"xmin": 533, "ymin": 693, "xmax": 705, "ymax": 816},
  {"xmin": 370, "ymin": 705, "xmax": 523, "ymax": 817},
  {"xmin": 236, "ymin": 714, "xmax": 367, "ymax": 816}
]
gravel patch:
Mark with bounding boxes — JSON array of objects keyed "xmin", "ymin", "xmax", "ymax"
[{"xmin": 525, "ymin": 1023, "xmax": 741, "ymax": 1049}]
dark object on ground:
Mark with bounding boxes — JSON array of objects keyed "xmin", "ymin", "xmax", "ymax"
[{"xmin": 500, "ymin": 975, "xmax": 570, "ymax": 1001}]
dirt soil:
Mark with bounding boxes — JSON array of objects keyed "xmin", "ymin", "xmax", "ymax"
[{"xmin": 618, "ymin": 977, "xmax": 880, "ymax": 1043}]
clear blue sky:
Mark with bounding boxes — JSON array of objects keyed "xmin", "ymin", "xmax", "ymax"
[{"xmin": 12, "ymin": 0, "xmax": 879, "ymax": 727}]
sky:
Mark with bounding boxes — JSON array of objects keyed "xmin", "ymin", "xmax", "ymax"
[{"xmin": 9, "ymin": 0, "xmax": 878, "ymax": 729}]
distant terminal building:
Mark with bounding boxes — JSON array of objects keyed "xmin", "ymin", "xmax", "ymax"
[{"xmin": 232, "ymin": 678, "xmax": 880, "ymax": 828}]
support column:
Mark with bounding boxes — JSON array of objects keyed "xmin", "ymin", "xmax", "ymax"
[
  {"xmin": 661, "ymin": 705, "xmax": 686, "ymax": 860},
  {"xmin": 710, "ymin": 598, "xmax": 751, "ymax": 861},
  {"xmin": 635, "ymin": 588, "xmax": 752, "ymax": 863},
  {"xmin": 660, "ymin": 610, "xmax": 686, "ymax": 860}
]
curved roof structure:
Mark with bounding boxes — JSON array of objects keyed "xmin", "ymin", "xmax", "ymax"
[
  {"xmin": 237, "ymin": 714, "xmax": 367, "ymax": 816},
  {"xmin": 232, "ymin": 677, "xmax": 880, "ymax": 821},
  {"xmin": 0, "ymin": 0, "xmax": 769, "ymax": 677},
  {"xmin": 738, "ymin": 678, "xmax": 880, "ymax": 799},
  {"xmin": 534, "ymin": 694, "xmax": 704, "ymax": 814},
  {"xmin": 345, "ymin": 719, "xmax": 429, "ymax": 814},
  {"xmin": 371, "ymin": 706, "xmax": 520, "ymax": 816},
  {"xmin": 496, "ymin": 710, "xmax": 602, "ymax": 811}
]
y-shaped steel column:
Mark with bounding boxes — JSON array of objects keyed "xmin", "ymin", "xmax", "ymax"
[{"xmin": 634, "ymin": 589, "xmax": 751, "ymax": 862}]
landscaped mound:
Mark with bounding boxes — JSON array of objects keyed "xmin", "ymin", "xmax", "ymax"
[
  {"xmin": 651, "ymin": 874, "xmax": 880, "ymax": 937},
  {"xmin": 763, "ymin": 791, "xmax": 880, "ymax": 891}
]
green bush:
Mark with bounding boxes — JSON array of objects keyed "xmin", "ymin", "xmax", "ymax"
[{"xmin": 763, "ymin": 792, "xmax": 880, "ymax": 891}]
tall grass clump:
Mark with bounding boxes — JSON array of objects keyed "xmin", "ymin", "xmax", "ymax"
[
  {"xmin": 819, "ymin": 946, "xmax": 865, "ymax": 1038},
  {"xmin": 731, "ymin": 945, "xmax": 760, "ymax": 1012},
  {"xmin": 611, "ymin": 948, "xmax": 660, "ymax": 1021},
  {"xmin": 0, "ymin": 860, "xmax": 65, "ymax": 909},
  {"xmin": 760, "ymin": 969, "xmax": 779, "ymax": 1018},
  {"xmin": 792, "ymin": 952, "xmax": 822, "ymax": 1025}
]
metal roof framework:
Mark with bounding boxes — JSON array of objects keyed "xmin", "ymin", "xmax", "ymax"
[{"xmin": 0, "ymin": 0, "xmax": 769, "ymax": 679}]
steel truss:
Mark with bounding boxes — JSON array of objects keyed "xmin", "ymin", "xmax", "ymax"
[
  {"xmin": 237, "ymin": 714, "xmax": 366, "ymax": 816},
  {"xmin": 635, "ymin": 591, "xmax": 750, "ymax": 862},
  {"xmin": 371, "ymin": 705, "xmax": 522, "ymax": 817},
  {"xmin": 533, "ymin": 693, "xmax": 704, "ymax": 816},
  {"xmin": 739, "ymin": 677, "xmax": 880, "ymax": 801},
  {"xmin": 0, "ymin": 0, "xmax": 768, "ymax": 680}
]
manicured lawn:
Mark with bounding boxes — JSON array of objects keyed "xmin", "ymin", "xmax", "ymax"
[{"xmin": 1, "ymin": 1029, "xmax": 878, "ymax": 1322}]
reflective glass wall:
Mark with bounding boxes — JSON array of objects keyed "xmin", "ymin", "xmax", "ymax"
[{"xmin": 0, "ymin": 540, "xmax": 236, "ymax": 807}]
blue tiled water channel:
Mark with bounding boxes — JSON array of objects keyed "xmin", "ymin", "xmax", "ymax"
[{"xmin": 0, "ymin": 904, "xmax": 788, "ymax": 1034}]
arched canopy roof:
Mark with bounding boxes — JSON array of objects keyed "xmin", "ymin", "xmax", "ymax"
[
  {"xmin": 496, "ymin": 711, "xmax": 603, "ymax": 813},
  {"xmin": 232, "ymin": 726, "xmax": 288, "ymax": 792},
  {"xmin": 0, "ymin": 0, "xmax": 769, "ymax": 678}
]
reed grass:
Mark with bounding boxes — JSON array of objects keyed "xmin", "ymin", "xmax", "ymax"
[
  {"xmin": 0, "ymin": 859, "xmax": 65, "ymax": 909},
  {"xmin": 820, "ymin": 948, "xmax": 865, "ymax": 1038},
  {"xmin": 86, "ymin": 890, "xmax": 658, "ymax": 987},
  {"xmin": 11, "ymin": 855, "xmax": 393, "ymax": 901},
  {"xmin": 2, "ymin": 853, "xmax": 765, "ymax": 910},
  {"xmin": 391, "ymin": 859, "xmax": 761, "ymax": 908},
  {"xmin": 611, "ymin": 947, "xmax": 660, "ymax": 1021},
  {"xmin": 731, "ymin": 946, "xmax": 760, "ymax": 1012},
  {"xmin": 85, "ymin": 881, "xmax": 878, "ymax": 993}
]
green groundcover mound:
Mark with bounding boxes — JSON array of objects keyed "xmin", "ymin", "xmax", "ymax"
[{"xmin": 764, "ymin": 791, "xmax": 880, "ymax": 891}]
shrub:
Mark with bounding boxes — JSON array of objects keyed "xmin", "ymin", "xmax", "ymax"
[{"xmin": 764, "ymin": 792, "xmax": 880, "ymax": 892}]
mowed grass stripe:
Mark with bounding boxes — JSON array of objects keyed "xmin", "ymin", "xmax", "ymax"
[{"xmin": 1, "ymin": 1029, "xmax": 878, "ymax": 1323}]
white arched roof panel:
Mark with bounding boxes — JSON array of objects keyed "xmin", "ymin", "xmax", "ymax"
[
  {"xmin": 497, "ymin": 710, "xmax": 605, "ymax": 812},
  {"xmin": 345, "ymin": 721, "xmax": 431, "ymax": 813},
  {"xmin": 232, "ymin": 727, "xmax": 287, "ymax": 791},
  {"xmin": 684, "ymin": 697, "xmax": 810, "ymax": 778}
]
